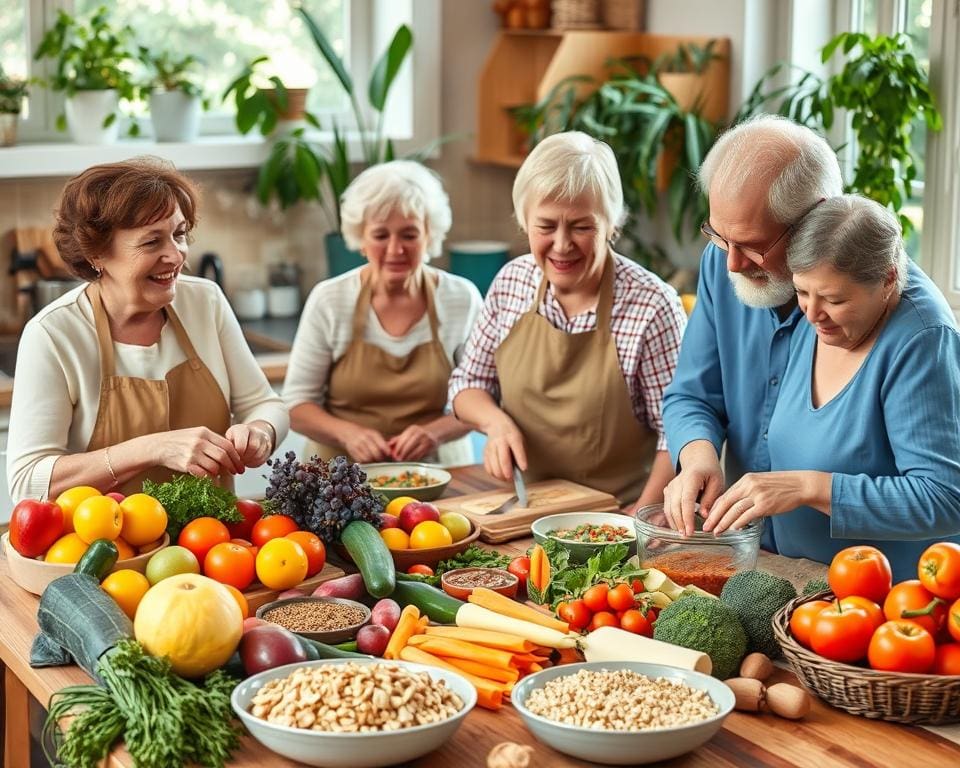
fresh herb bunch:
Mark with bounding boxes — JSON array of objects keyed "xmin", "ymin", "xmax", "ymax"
[
  {"xmin": 44, "ymin": 639, "xmax": 241, "ymax": 768},
  {"xmin": 142, "ymin": 474, "xmax": 241, "ymax": 539},
  {"xmin": 529, "ymin": 540, "xmax": 646, "ymax": 608},
  {"xmin": 405, "ymin": 545, "xmax": 511, "ymax": 587},
  {"xmin": 264, "ymin": 452, "xmax": 383, "ymax": 544}
]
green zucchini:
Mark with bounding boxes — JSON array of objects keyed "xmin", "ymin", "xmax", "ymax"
[
  {"xmin": 390, "ymin": 579, "xmax": 465, "ymax": 625},
  {"xmin": 335, "ymin": 640, "xmax": 359, "ymax": 652},
  {"xmin": 74, "ymin": 539, "xmax": 119, "ymax": 581},
  {"xmin": 341, "ymin": 520, "xmax": 395, "ymax": 598},
  {"xmin": 299, "ymin": 636, "xmax": 369, "ymax": 660}
]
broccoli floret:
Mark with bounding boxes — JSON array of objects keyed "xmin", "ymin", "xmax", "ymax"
[
  {"xmin": 652, "ymin": 595, "xmax": 747, "ymax": 679},
  {"xmin": 802, "ymin": 577, "xmax": 830, "ymax": 596},
  {"xmin": 720, "ymin": 570, "xmax": 798, "ymax": 658}
]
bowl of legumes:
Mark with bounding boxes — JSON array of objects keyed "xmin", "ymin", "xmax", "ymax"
[
  {"xmin": 531, "ymin": 512, "xmax": 637, "ymax": 563},
  {"xmin": 256, "ymin": 596, "xmax": 371, "ymax": 644},
  {"xmin": 361, "ymin": 462, "xmax": 452, "ymax": 501},
  {"xmin": 512, "ymin": 661, "xmax": 734, "ymax": 765},
  {"xmin": 233, "ymin": 658, "xmax": 477, "ymax": 768}
]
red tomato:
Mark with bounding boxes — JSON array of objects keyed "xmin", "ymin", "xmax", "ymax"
[
  {"xmin": 828, "ymin": 546, "xmax": 893, "ymax": 604},
  {"xmin": 620, "ymin": 609, "xmax": 653, "ymax": 637},
  {"xmin": 788, "ymin": 599, "xmax": 832, "ymax": 649},
  {"xmin": 630, "ymin": 577, "xmax": 645, "ymax": 594},
  {"xmin": 606, "ymin": 583, "xmax": 636, "ymax": 612},
  {"xmin": 582, "ymin": 583, "xmax": 610, "ymax": 613},
  {"xmin": 9, "ymin": 499, "xmax": 64, "ymax": 558},
  {"xmin": 557, "ymin": 599, "xmax": 591, "ymax": 631},
  {"xmin": 507, "ymin": 556, "xmax": 531, "ymax": 586},
  {"xmin": 882, "ymin": 580, "xmax": 947, "ymax": 636},
  {"xmin": 251, "ymin": 515, "xmax": 299, "ymax": 548},
  {"xmin": 867, "ymin": 620, "xmax": 936, "ymax": 674},
  {"xmin": 203, "ymin": 542, "xmax": 256, "ymax": 591},
  {"xmin": 949, "ymin": 598, "xmax": 960, "ymax": 643},
  {"xmin": 934, "ymin": 643, "xmax": 960, "ymax": 676},
  {"xmin": 227, "ymin": 499, "xmax": 264, "ymax": 542},
  {"xmin": 838, "ymin": 596, "xmax": 884, "ymax": 632},
  {"xmin": 810, "ymin": 600, "xmax": 877, "ymax": 663},
  {"xmin": 918, "ymin": 542, "xmax": 960, "ymax": 601},
  {"xmin": 286, "ymin": 531, "xmax": 326, "ymax": 577},
  {"xmin": 587, "ymin": 610, "xmax": 619, "ymax": 632},
  {"xmin": 178, "ymin": 517, "xmax": 231, "ymax": 565},
  {"xmin": 406, "ymin": 564, "xmax": 435, "ymax": 576}
]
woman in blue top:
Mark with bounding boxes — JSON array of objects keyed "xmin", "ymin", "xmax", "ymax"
[{"xmin": 702, "ymin": 195, "xmax": 960, "ymax": 580}]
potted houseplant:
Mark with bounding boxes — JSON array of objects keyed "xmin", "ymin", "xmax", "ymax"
[
  {"xmin": 141, "ymin": 49, "xmax": 206, "ymax": 142},
  {"xmin": 222, "ymin": 55, "xmax": 314, "ymax": 137},
  {"xmin": 33, "ymin": 5, "xmax": 139, "ymax": 144},
  {"xmin": 0, "ymin": 65, "xmax": 28, "ymax": 147}
]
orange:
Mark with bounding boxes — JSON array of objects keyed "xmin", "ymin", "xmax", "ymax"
[
  {"xmin": 409, "ymin": 520, "xmax": 453, "ymax": 549},
  {"xmin": 178, "ymin": 517, "xmax": 231, "ymax": 565},
  {"xmin": 223, "ymin": 584, "xmax": 250, "ymax": 619},
  {"xmin": 44, "ymin": 532, "xmax": 89, "ymax": 564},
  {"xmin": 119, "ymin": 494, "xmax": 168, "ymax": 546},
  {"xmin": 55, "ymin": 486, "xmax": 101, "ymax": 534},
  {"xmin": 114, "ymin": 537, "xmax": 136, "ymax": 560},
  {"xmin": 255, "ymin": 538, "xmax": 308, "ymax": 590},
  {"xmin": 384, "ymin": 496, "xmax": 418, "ymax": 517},
  {"xmin": 251, "ymin": 515, "xmax": 299, "ymax": 548},
  {"xmin": 73, "ymin": 496, "xmax": 123, "ymax": 544},
  {"xmin": 286, "ymin": 531, "xmax": 326, "ymax": 576},
  {"xmin": 380, "ymin": 528, "xmax": 410, "ymax": 551},
  {"xmin": 101, "ymin": 569, "xmax": 150, "ymax": 620},
  {"xmin": 204, "ymin": 542, "xmax": 256, "ymax": 591}
]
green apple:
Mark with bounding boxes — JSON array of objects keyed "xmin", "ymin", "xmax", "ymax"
[
  {"xmin": 439, "ymin": 512, "xmax": 472, "ymax": 543},
  {"xmin": 145, "ymin": 545, "xmax": 200, "ymax": 585}
]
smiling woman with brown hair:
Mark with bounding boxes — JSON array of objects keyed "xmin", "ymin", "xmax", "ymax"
[{"xmin": 6, "ymin": 157, "xmax": 288, "ymax": 502}]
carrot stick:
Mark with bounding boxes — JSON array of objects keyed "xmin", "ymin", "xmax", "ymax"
[
  {"xmin": 468, "ymin": 587, "xmax": 570, "ymax": 633},
  {"xmin": 511, "ymin": 653, "xmax": 549, "ymax": 665},
  {"xmin": 424, "ymin": 626, "xmax": 536, "ymax": 652},
  {"xmin": 399, "ymin": 646, "xmax": 504, "ymax": 710},
  {"xmin": 445, "ymin": 657, "xmax": 520, "ymax": 684},
  {"xmin": 408, "ymin": 636, "xmax": 515, "ymax": 669},
  {"xmin": 528, "ymin": 662, "xmax": 543, "ymax": 673},
  {"xmin": 383, "ymin": 604, "xmax": 422, "ymax": 660}
]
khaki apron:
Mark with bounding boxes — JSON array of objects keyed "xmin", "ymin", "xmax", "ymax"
[
  {"xmin": 85, "ymin": 283, "xmax": 233, "ymax": 495},
  {"xmin": 306, "ymin": 271, "xmax": 451, "ymax": 462},
  {"xmin": 495, "ymin": 254, "xmax": 656, "ymax": 504}
]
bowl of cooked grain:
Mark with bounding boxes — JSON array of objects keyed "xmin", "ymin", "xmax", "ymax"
[
  {"xmin": 232, "ymin": 658, "xmax": 477, "ymax": 768},
  {"xmin": 511, "ymin": 661, "xmax": 735, "ymax": 765},
  {"xmin": 256, "ymin": 596, "xmax": 371, "ymax": 644}
]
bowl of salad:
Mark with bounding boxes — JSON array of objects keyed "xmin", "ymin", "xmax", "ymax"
[
  {"xmin": 360, "ymin": 463, "xmax": 452, "ymax": 502},
  {"xmin": 531, "ymin": 512, "xmax": 637, "ymax": 564}
]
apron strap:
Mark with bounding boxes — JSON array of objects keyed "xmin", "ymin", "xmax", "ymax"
[
  {"xmin": 88, "ymin": 282, "xmax": 116, "ymax": 381},
  {"xmin": 164, "ymin": 303, "xmax": 204, "ymax": 371},
  {"xmin": 423, "ymin": 270, "xmax": 442, "ymax": 343},
  {"xmin": 595, "ymin": 252, "xmax": 616, "ymax": 337},
  {"xmin": 352, "ymin": 272, "xmax": 375, "ymax": 340}
]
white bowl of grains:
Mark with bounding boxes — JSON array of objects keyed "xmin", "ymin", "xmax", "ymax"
[
  {"xmin": 232, "ymin": 658, "xmax": 477, "ymax": 768},
  {"xmin": 511, "ymin": 661, "xmax": 735, "ymax": 765},
  {"xmin": 256, "ymin": 596, "xmax": 371, "ymax": 644}
]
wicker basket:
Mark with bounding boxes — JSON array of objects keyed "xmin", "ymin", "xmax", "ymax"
[
  {"xmin": 551, "ymin": 0, "xmax": 601, "ymax": 29},
  {"xmin": 602, "ymin": 0, "xmax": 644, "ymax": 30},
  {"xmin": 773, "ymin": 591, "xmax": 960, "ymax": 724}
]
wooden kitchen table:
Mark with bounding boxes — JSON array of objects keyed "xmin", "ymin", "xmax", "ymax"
[{"xmin": 3, "ymin": 465, "xmax": 960, "ymax": 767}]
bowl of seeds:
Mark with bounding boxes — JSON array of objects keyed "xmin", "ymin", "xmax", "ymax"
[{"xmin": 256, "ymin": 596, "xmax": 371, "ymax": 644}]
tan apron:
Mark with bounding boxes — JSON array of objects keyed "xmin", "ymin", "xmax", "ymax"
[
  {"xmin": 306, "ymin": 271, "xmax": 451, "ymax": 462},
  {"xmin": 495, "ymin": 254, "xmax": 656, "ymax": 504},
  {"xmin": 85, "ymin": 283, "xmax": 233, "ymax": 495}
]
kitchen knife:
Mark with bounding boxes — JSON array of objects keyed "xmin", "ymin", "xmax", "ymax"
[{"xmin": 513, "ymin": 464, "xmax": 528, "ymax": 508}]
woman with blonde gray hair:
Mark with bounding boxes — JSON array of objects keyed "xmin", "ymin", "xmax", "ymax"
[
  {"xmin": 284, "ymin": 160, "xmax": 482, "ymax": 464},
  {"xmin": 450, "ymin": 131, "xmax": 687, "ymax": 506},
  {"xmin": 702, "ymin": 194, "xmax": 960, "ymax": 580}
]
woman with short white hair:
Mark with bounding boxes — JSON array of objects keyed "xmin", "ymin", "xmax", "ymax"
[
  {"xmin": 450, "ymin": 131, "xmax": 687, "ymax": 505},
  {"xmin": 284, "ymin": 160, "xmax": 482, "ymax": 464},
  {"xmin": 702, "ymin": 195, "xmax": 960, "ymax": 580}
]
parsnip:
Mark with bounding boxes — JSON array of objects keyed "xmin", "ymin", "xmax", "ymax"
[
  {"xmin": 580, "ymin": 626, "xmax": 713, "ymax": 674},
  {"xmin": 455, "ymin": 604, "xmax": 578, "ymax": 649},
  {"xmin": 635, "ymin": 590, "xmax": 673, "ymax": 609}
]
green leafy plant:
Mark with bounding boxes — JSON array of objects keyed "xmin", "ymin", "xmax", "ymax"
[
  {"xmin": 142, "ymin": 474, "xmax": 241, "ymax": 539},
  {"xmin": 654, "ymin": 40, "xmax": 723, "ymax": 75},
  {"xmin": 222, "ymin": 55, "xmax": 317, "ymax": 137},
  {"xmin": 141, "ymin": 49, "xmax": 205, "ymax": 99},
  {"xmin": 527, "ymin": 540, "xmax": 645, "ymax": 609},
  {"xmin": 0, "ymin": 65, "xmax": 28, "ymax": 114}
]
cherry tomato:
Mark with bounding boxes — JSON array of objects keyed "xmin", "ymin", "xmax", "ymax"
[
  {"xmin": 606, "ymin": 583, "xmax": 636, "ymax": 612},
  {"xmin": 788, "ymin": 599, "xmax": 832, "ymax": 649},
  {"xmin": 557, "ymin": 599, "xmax": 592, "ymax": 631},
  {"xmin": 949, "ymin": 598, "xmax": 960, "ymax": 643},
  {"xmin": 406, "ymin": 564, "xmax": 435, "ymax": 576},
  {"xmin": 251, "ymin": 515, "xmax": 299, "ymax": 548},
  {"xmin": 934, "ymin": 643, "xmax": 960, "ymax": 676},
  {"xmin": 507, "ymin": 556, "xmax": 531, "ymax": 586},
  {"xmin": 837, "ymin": 596, "xmax": 884, "ymax": 632},
  {"xmin": 587, "ymin": 610, "xmax": 619, "ymax": 632},
  {"xmin": 918, "ymin": 542, "xmax": 960, "ymax": 601},
  {"xmin": 828, "ymin": 545, "xmax": 892, "ymax": 604},
  {"xmin": 882, "ymin": 580, "xmax": 946, "ymax": 636},
  {"xmin": 204, "ymin": 542, "xmax": 256, "ymax": 591},
  {"xmin": 810, "ymin": 600, "xmax": 877, "ymax": 663},
  {"xmin": 630, "ymin": 578, "xmax": 645, "ymax": 594},
  {"xmin": 867, "ymin": 620, "xmax": 936, "ymax": 674},
  {"xmin": 620, "ymin": 609, "xmax": 653, "ymax": 637},
  {"xmin": 178, "ymin": 517, "xmax": 231, "ymax": 565},
  {"xmin": 582, "ymin": 583, "xmax": 611, "ymax": 614}
]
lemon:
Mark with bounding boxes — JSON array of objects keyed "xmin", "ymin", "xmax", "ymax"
[
  {"xmin": 54, "ymin": 485, "xmax": 101, "ymax": 534},
  {"xmin": 384, "ymin": 496, "xmax": 419, "ymax": 516}
]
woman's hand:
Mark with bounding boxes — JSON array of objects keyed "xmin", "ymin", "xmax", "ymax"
[
  {"xmin": 388, "ymin": 425, "xmax": 438, "ymax": 462},
  {"xmin": 483, "ymin": 414, "xmax": 527, "ymax": 482},
  {"xmin": 226, "ymin": 423, "xmax": 274, "ymax": 468},
  {"xmin": 662, "ymin": 441, "xmax": 724, "ymax": 536},
  {"xmin": 342, "ymin": 425, "xmax": 392, "ymax": 463},
  {"xmin": 702, "ymin": 470, "xmax": 829, "ymax": 535},
  {"xmin": 154, "ymin": 427, "xmax": 245, "ymax": 477}
]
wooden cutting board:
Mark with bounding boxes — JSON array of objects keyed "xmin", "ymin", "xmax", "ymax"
[
  {"xmin": 435, "ymin": 479, "xmax": 620, "ymax": 543},
  {"xmin": 243, "ymin": 561, "xmax": 345, "ymax": 612}
]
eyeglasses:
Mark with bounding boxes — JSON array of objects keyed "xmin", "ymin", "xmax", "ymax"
[{"xmin": 699, "ymin": 220, "xmax": 792, "ymax": 265}]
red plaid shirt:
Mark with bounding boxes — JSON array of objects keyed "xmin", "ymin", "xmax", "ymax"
[{"xmin": 448, "ymin": 254, "xmax": 687, "ymax": 449}]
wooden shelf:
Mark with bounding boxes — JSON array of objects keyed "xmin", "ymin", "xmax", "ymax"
[{"xmin": 476, "ymin": 30, "xmax": 731, "ymax": 167}]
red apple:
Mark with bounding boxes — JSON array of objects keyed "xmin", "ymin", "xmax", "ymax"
[
  {"xmin": 227, "ymin": 499, "xmax": 264, "ymax": 541},
  {"xmin": 105, "ymin": 492, "xmax": 126, "ymax": 503},
  {"xmin": 379, "ymin": 513, "xmax": 401, "ymax": 530},
  {"xmin": 9, "ymin": 499, "xmax": 63, "ymax": 558},
  {"xmin": 398, "ymin": 502, "xmax": 440, "ymax": 534}
]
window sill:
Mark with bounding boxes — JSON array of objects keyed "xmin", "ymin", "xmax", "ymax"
[{"xmin": 0, "ymin": 135, "xmax": 271, "ymax": 179}]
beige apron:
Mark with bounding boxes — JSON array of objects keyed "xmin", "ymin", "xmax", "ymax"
[
  {"xmin": 85, "ymin": 283, "xmax": 233, "ymax": 495},
  {"xmin": 306, "ymin": 271, "xmax": 451, "ymax": 462},
  {"xmin": 495, "ymin": 254, "xmax": 656, "ymax": 504}
]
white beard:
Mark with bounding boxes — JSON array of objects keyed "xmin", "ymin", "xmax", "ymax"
[{"xmin": 728, "ymin": 270, "xmax": 796, "ymax": 308}]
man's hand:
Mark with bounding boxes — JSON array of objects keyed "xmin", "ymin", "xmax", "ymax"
[{"xmin": 662, "ymin": 440, "xmax": 724, "ymax": 536}]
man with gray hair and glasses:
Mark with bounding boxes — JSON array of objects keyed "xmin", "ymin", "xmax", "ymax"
[{"xmin": 661, "ymin": 115, "xmax": 842, "ymax": 542}]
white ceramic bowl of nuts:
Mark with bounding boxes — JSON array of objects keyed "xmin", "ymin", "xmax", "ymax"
[
  {"xmin": 232, "ymin": 658, "xmax": 478, "ymax": 768},
  {"xmin": 511, "ymin": 661, "xmax": 735, "ymax": 765}
]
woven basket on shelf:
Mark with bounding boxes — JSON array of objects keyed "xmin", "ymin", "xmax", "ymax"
[
  {"xmin": 773, "ymin": 591, "xmax": 960, "ymax": 724},
  {"xmin": 551, "ymin": 0, "xmax": 602, "ymax": 29},
  {"xmin": 602, "ymin": 0, "xmax": 644, "ymax": 30}
]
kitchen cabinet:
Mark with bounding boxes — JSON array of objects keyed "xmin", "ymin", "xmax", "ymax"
[{"xmin": 475, "ymin": 30, "xmax": 730, "ymax": 167}]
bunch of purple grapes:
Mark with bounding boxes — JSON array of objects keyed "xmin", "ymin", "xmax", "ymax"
[{"xmin": 264, "ymin": 452, "xmax": 383, "ymax": 543}]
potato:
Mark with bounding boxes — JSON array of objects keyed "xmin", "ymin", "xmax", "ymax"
[
  {"xmin": 370, "ymin": 598, "xmax": 402, "ymax": 631},
  {"xmin": 356, "ymin": 624, "xmax": 392, "ymax": 656},
  {"xmin": 313, "ymin": 573, "xmax": 366, "ymax": 601}
]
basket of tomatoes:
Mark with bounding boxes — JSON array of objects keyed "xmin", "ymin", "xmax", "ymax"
[{"xmin": 773, "ymin": 543, "xmax": 960, "ymax": 724}]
